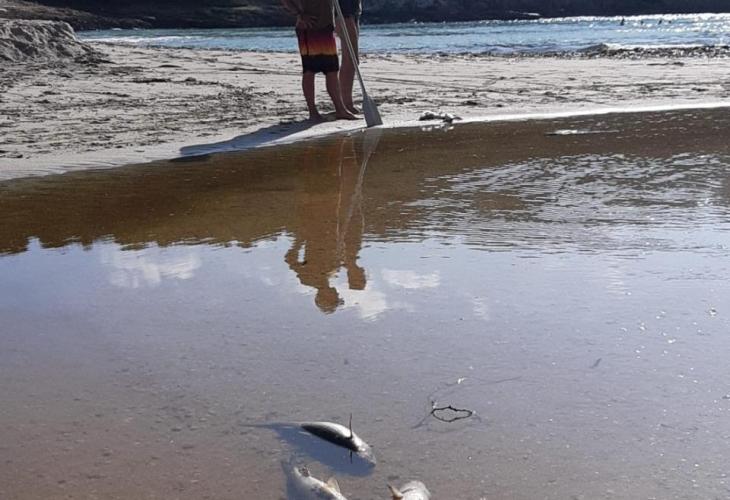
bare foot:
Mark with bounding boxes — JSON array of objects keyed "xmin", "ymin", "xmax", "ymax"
[
  {"xmin": 346, "ymin": 105, "xmax": 361, "ymax": 114},
  {"xmin": 308, "ymin": 112, "xmax": 325, "ymax": 123},
  {"xmin": 336, "ymin": 110, "xmax": 359, "ymax": 121}
]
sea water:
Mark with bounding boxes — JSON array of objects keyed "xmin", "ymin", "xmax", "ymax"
[{"xmin": 79, "ymin": 13, "xmax": 730, "ymax": 55}]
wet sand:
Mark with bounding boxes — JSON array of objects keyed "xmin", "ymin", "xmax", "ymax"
[
  {"xmin": 1, "ymin": 108, "xmax": 730, "ymax": 499},
  {"xmin": 1, "ymin": 43, "xmax": 729, "ymax": 178}
]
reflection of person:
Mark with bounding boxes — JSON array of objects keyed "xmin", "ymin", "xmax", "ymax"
[
  {"xmin": 281, "ymin": 0, "xmax": 357, "ymax": 122},
  {"xmin": 336, "ymin": 0, "xmax": 362, "ymax": 114},
  {"xmin": 285, "ymin": 136, "xmax": 367, "ymax": 313}
]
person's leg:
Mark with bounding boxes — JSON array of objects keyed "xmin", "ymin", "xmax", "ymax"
[
  {"xmin": 302, "ymin": 71, "xmax": 323, "ymax": 121},
  {"xmin": 337, "ymin": 16, "xmax": 359, "ymax": 113},
  {"xmin": 297, "ymin": 28, "xmax": 323, "ymax": 122},
  {"xmin": 325, "ymin": 71, "xmax": 356, "ymax": 120}
]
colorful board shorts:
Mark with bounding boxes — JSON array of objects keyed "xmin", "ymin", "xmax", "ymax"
[
  {"xmin": 339, "ymin": 0, "xmax": 362, "ymax": 18},
  {"xmin": 296, "ymin": 27, "xmax": 339, "ymax": 75}
]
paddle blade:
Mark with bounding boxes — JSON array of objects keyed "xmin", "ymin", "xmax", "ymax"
[{"xmin": 362, "ymin": 94, "xmax": 383, "ymax": 128}]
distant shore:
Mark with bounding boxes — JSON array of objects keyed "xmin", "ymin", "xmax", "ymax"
[
  {"xmin": 1, "ymin": 41, "xmax": 729, "ymax": 179},
  {"xmin": 3, "ymin": 0, "xmax": 730, "ymax": 30}
]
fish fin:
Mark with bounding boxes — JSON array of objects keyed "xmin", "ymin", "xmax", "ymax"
[
  {"xmin": 348, "ymin": 413, "xmax": 353, "ymax": 439},
  {"xmin": 326, "ymin": 477, "xmax": 341, "ymax": 493},
  {"xmin": 388, "ymin": 484, "xmax": 404, "ymax": 500}
]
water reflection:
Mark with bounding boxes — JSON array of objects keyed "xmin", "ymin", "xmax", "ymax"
[
  {"xmin": 285, "ymin": 135, "xmax": 372, "ymax": 313},
  {"xmin": 1, "ymin": 109, "xmax": 730, "ymax": 316},
  {"xmin": 101, "ymin": 245, "xmax": 202, "ymax": 288}
]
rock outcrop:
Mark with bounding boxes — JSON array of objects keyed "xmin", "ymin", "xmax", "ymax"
[
  {"xmin": 0, "ymin": 0, "xmax": 145, "ymax": 30},
  {"xmin": 0, "ymin": 19, "xmax": 100, "ymax": 61},
  {"xmin": 3, "ymin": 0, "xmax": 730, "ymax": 30}
]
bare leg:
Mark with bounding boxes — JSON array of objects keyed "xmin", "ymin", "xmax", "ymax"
[
  {"xmin": 325, "ymin": 71, "xmax": 357, "ymax": 120},
  {"xmin": 337, "ymin": 17, "xmax": 360, "ymax": 114},
  {"xmin": 302, "ymin": 71, "xmax": 323, "ymax": 122}
]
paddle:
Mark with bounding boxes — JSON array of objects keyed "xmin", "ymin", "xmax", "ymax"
[
  {"xmin": 332, "ymin": 0, "xmax": 383, "ymax": 127},
  {"xmin": 336, "ymin": 128, "xmax": 382, "ymax": 258}
]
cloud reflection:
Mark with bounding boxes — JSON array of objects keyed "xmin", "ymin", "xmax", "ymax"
[
  {"xmin": 471, "ymin": 297, "xmax": 491, "ymax": 321},
  {"xmin": 337, "ymin": 280, "xmax": 389, "ymax": 321},
  {"xmin": 382, "ymin": 269, "xmax": 441, "ymax": 290},
  {"xmin": 101, "ymin": 246, "xmax": 202, "ymax": 288}
]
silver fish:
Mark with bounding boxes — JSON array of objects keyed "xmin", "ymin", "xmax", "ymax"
[
  {"xmin": 286, "ymin": 464, "xmax": 349, "ymax": 500},
  {"xmin": 388, "ymin": 481, "xmax": 431, "ymax": 500},
  {"xmin": 300, "ymin": 416, "xmax": 376, "ymax": 466}
]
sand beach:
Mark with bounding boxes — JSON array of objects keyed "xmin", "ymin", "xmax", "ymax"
[{"xmin": 1, "ymin": 30, "xmax": 729, "ymax": 177}]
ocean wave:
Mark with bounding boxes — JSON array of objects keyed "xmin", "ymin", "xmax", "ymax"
[
  {"xmin": 82, "ymin": 35, "xmax": 197, "ymax": 44},
  {"xmin": 574, "ymin": 42, "xmax": 730, "ymax": 57},
  {"xmin": 79, "ymin": 14, "xmax": 730, "ymax": 57},
  {"xmin": 531, "ymin": 13, "xmax": 730, "ymax": 24},
  {"xmin": 454, "ymin": 42, "xmax": 730, "ymax": 58}
]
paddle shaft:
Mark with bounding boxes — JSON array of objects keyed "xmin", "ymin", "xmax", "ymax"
[{"xmin": 332, "ymin": 0, "xmax": 383, "ymax": 126}]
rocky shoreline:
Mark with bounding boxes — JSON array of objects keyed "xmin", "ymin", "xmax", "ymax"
[
  {"xmin": 2, "ymin": 0, "xmax": 730, "ymax": 31},
  {"xmin": 0, "ymin": 0, "xmax": 145, "ymax": 30}
]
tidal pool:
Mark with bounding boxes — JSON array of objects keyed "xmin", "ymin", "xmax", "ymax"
[{"xmin": 1, "ymin": 109, "xmax": 730, "ymax": 499}]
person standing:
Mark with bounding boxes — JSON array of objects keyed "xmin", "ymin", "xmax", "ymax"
[
  {"xmin": 336, "ymin": 0, "xmax": 362, "ymax": 114},
  {"xmin": 282, "ymin": 0, "xmax": 357, "ymax": 121}
]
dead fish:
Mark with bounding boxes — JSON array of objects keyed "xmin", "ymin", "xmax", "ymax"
[
  {"xmin": 388, "ymin": 481, "xmax": 431, "ymax": 500},
  {"xmin": 418, "ymin": 111, "xmax": 462, "ymax": 123},
  {"xmin": 300, "ymin": 415, "xmax": 376, "ymax": 466},
  {"xmin": 285, "ymin": 464, "xmax": 349, "ymax": 500}
]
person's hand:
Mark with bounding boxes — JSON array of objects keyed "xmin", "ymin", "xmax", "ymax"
[{"xmin": 296, "ymin": 14, "xmax": 316, "ymax": 29}]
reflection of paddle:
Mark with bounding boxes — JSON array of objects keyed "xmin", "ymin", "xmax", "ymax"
[
  {"xmin": 333, "ymin": 0, "xmax": 383, "ymax": 128},
  {"xmin": 337, "ymin": 129, "xmax": 382, "ymax": 258},
  {"xmin": 351, "ymin": 128, "xmax": 382, "ymax": 207}
]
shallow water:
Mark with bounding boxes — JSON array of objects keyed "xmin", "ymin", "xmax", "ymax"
[
  {"xmin": 2, "ymin": 109, "xmax": 730, "ymax": 499},
  {"xmin": 80, "ymin": 13, "xmax": 730, "ymax": 55}
]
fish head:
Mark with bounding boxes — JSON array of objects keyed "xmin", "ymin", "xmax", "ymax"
[
  {"xmin": 282, "ymin": 461, "xmax": 311, "ymax": 483},
  {"xmin": 399, "ymin": 481, "xmax": 431, "ymax": 499},
  {"xmin": 356, "ymin": 441, "xmax": 377, "ymax": 466}
]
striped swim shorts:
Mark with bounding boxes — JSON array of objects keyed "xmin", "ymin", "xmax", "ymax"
[{"xmin": 296, "ymin": 27, "xmax": 340, "ymax": 75}]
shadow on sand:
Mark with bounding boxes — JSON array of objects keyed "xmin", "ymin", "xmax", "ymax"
[{"xmin": 178, "ymin": 119, "xmax": 319, "ymax": 159}]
